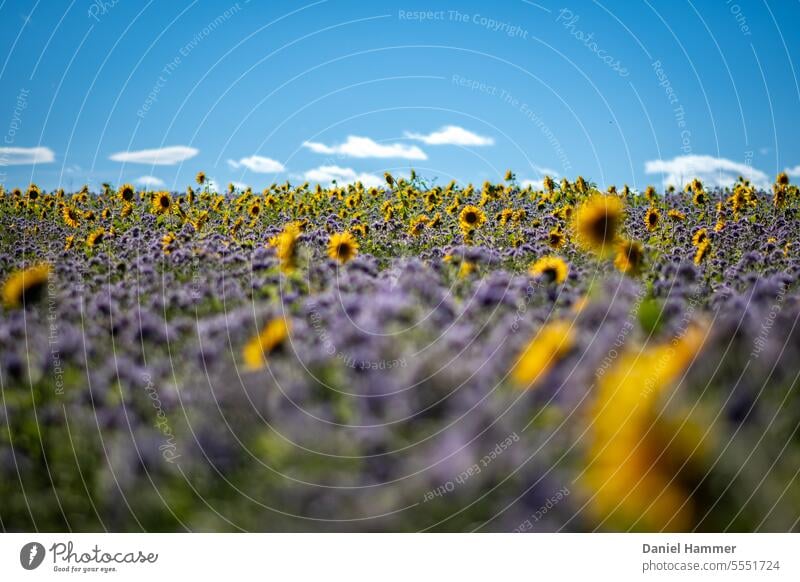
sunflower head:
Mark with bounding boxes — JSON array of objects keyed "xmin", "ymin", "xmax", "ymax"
[
  {"xmin": 2, "ymin": 263, "xmax": 51, "ymax": 309},
  {"xmin": 86, "ymin": 228, "xmax": 105, "ymax": 247},
  {"xmin": 691, "ymin": 228, "xmax": 708, "ymax": 247},
  {"xmin": 614, "ymin": 239, "xmax": 645, "ymax": 276},
  {"xmin": 573, "ymin": 194, "xmax": 624, "ymax": 255},
  {"xmin": 529, "ymin": 256, "xmax": 569, "ymax": 284},
  {"xmin": 242, "ymin": 317, "xmax": 291, "ymax": 371},
  {"xmin": 151, "ymin": 191, "xmax": 172, "ymax": 214},
  {"xmin": 511, "ymin": 320, "xmax": 574, "ymax": 387},
  {"xmin": 458, "ymin": 205, "xmax": 486, "ymax": 232},
  {"xmin": 62, "ymin": 205, "xmax": 80, "ymax": 228},
  {"xmin": 547, "ymin": 228, "xmax": 565, "ymax": 249},
  {"xmin": 118, "ymin": 183, "xmax": 136, "ymax": 202},
  {"xmin": 327, "ymin": 231, "xmax": 359, "ymax": 264},
  {"xmin": 195, "ymin": 171, "xmax": 206, "ymax": 186},
  {"xmin": 26, "ymin": 183, "xmax": 41, "ymax": 201},
  {"xmin": 644, "ymin": 207, "xmax": 660, "ymax": 231},
  {"xmin": 694, "ymin": 240, "xmax": 711, "ymax": 265},
  {"xmin": 276, "ymin": 224, "xmax": 301, "ymax": 273}
]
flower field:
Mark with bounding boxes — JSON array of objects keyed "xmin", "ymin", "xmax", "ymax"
[{"xmin": 2, "ymin": 172, "xmax": 799, "ymax": 532}]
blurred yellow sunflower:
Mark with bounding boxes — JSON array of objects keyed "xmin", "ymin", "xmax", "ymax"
[
  {"xmin": 2, "ymin": 263, "xmax": 51, "ymax": 309},
  {"xmin": 614, "ymin": 239, "xmax": 644, "ymax": 275},
  {"xmin": 242, "ymin": 317, "xmax": 290, "ymax": 371},
  {"xmin": 529, "ymin": 256, "xmax": 569, "ymax": 284},
  {"xmin": 511, "ymin": 320, "xmax": 574, "ymax": 387},
  {"xmin": 573, "ymin": 194, "xmax": 624, "ymax": 255},
  {"xmin": 583, "ymin": 323, "xmax": 708, "ymax": 531},
  {"xmin": 327, "ymin": 232, "xmax": 359, "ymax": 264}
]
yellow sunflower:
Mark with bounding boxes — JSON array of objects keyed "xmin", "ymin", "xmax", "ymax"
[
  {"xmin": 26, "ymin": 183, "xmax": 41, "ymax": 201},
  {"xmin": 667, "ymin": 209, "xmax": 685, "ymax": 221},
  {"xmin": 118, "ymin": 183, "xmax": 136, "ymax": 203},
  {"xmin": 691, "ymin": 228, "xmax": 708, "ymax": 247},
  {"xmin": 614, "ymin": 239, "xmax": 644, "ymax": 275},
  {"xmin": 86, "ymin": 228, "xmax": 105, "ymax": 247},
  {"xmin": 275, "ymin": 225, "xmax": 300, "ymax": 273},
  {"xmin": 511, "ymin": 320, "xmax": 574, "ymax": 387},
  {"xmin": 62, "ymin": 205, "xmax": 80, "ymax": 228},
  {"xmin": 459, "ymin": 205, "xmax": 486, "ymax": 233},
  {"xmin": 583, "ymin": 323, "xmax": 708, "ymax": 531},
  {"xmin": 151, "ymin": 191, "xmax": 172, "ymax": 215},
  {"xmin": 694, "ymin": 240, "xmax": 711, "ymax": 265},
  {"xmin": 573, "ymin": 194, "xmax": 624, "ymax": 255},
  {"xmin": 2, "ymin": 263, "xmax": 51, "ymax": 309},
  {"xmin": 644, "ymin": 207, "xmax": 660, "ymax": 231},
  {"xmin": 547, "ymin": 228, "xmax": 565, "ymax": 249},
  {"xmin": 327, "ymin": 232, "xmax": 359, "ymax": 264},
  {"xmin": 408, "ymin": 215, "xmax": 429, "ymax": 237},
  {"xmin": 242, "ymin": 317, "xmax": 290, "ymax": 371},
  {"xmin": 529, "ymin": 256, "xmax": 569, "ymax": 284}
]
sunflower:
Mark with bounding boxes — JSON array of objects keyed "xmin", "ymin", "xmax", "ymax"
[
  {"xmin": 511, "ymin": 320, "xmax": 574, "ymax": 387},
  {"xmin": 118, "ymin": 183, "xmax": 136, "ymax": 203},
  {"xmin": 529, "ymin": 256, "xmax": 569, "ymax": 284},
  {"xmin": 248, "ymin": 201, "xmax": 261, "ymax": 219},
  {"xmin": 694, "ymin": 240, "xmax": 711, "ymax": 265},
  {"xmin": 120, "ymin": 203, "xmax": 133, "ymax": 218},
  {"xmin": 242, "ymin": 317, "xmax": 290, "ymax": 371},
  {"xmin": 408, "ymin": 215, "xmax": 429, "ymax": 237},
  {"xmin": 2, "ymin": 263, "xmax": 51, "ymax": 309},
  {"xmin": 614, "ymin": 239, "xmax": 644, "ymax": 275},
  {"xmin": 458, "ymin": 261, "xmax": 476, "ymax": 278},
  {"xmin": 692, "ymin": 188, "xmax": 706, "ymax": 206},
  {"xmin": 667, "ymin": 209, "xmax": 685, "ymax": 221},
  {"xmin": 547, "ymin": 227, "xmax": 565, "ymax": 249},
  {"xmin": 86, "ymin": 228, "xmax": 105, "ymax": 247},
  {"xmin": 26, "ymin": 183, "xmax": 41, "ymax": 201},
  {"xmin": 62, "ymin": 205, "xmax": 80, "ymax": 228},
  {"xmin": 161, "ymin": 232, "xmax": 176, "ymax": 254},
  {"xmin": 458, "ymin": 205, "xmax": 486, "ymax": 233},
  {"xmin": 644, "ymin": 207, "xmax": 660, "ymax": 231},
  {"xmin": 327, "ymin": 232, "xmax": 359, "ymax": 264},
  {"xmin": 691, "ymin": 228, "xmax": 708, "ymax": 247},
  {"xmin": 195, "ymin": 171, "xmax": 206, "ymax": 186},
  {"xmin": 151, "ymin": 191, "xmax": 172, "ymax": 214},
  {"xmin": 573, "ymin": 194, "xmax": 624, "ymax": 255},
  {"xmin": 583, "ymin": 324, "xmax": 708, "ymax": 531},
  {"xmin": 64, "ymin": 235, "xmax": 75, "ymax": 251},
  {"xmin": 275, "ymin": 225, "xmax": 300, "ymax": 273}
]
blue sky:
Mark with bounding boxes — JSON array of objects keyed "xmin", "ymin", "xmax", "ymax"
[{"xmin": 1, "ymin": 0, "xmax": 799, "ymax": 192}]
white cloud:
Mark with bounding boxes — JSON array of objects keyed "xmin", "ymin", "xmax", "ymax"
[
  {"xmin": 302, "ymin": 165, "xmax": 383, "ymax": 188},
  {"xmin": 227, "ymin": 155, "xmax": 285, "ymax": 173},
  {"xmin": 784, "ymin": 165, "xmax": 800, "ymax": 178},
  {"xmin": 109, "ymin": 145, "xmax": 198, "ymax": 165},
  {"xmin": 404, "ymin": 125, "xmax": 494, "ymax": 146},
  {"xmin": 0, "ymin": 146, "xmax": 54, "ymax": 165},
  {"xmin": 521, "ymin": 179, "xmax": 544, "ymax": 190},
  {"xmin": 135, "ymin": 175, "xmax": 165, "ymax": 188},
  {"xmin": 303, "ymin": 136, "xmax": 427, "ymax": 160},
  {"xmin": 645, "ymin": 154, "xmax": 769, "ymax": 189}
]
